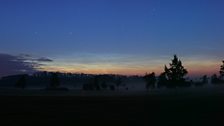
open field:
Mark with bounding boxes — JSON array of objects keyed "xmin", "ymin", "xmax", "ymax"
[{"xmin": 1, "ymin": 87, "xmax": 224, "ymax": 126}]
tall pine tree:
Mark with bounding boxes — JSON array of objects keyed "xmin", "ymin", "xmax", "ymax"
[{"xmin": 164, "ymin": 55, "xmax": 188, "ymax": 87}]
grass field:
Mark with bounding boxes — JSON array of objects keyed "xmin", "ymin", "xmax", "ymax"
[{"xmin": 1, "ymin": 88, "xmax": 224, "ymax": 126}]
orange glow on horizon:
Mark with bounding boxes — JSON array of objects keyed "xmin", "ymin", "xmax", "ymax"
[
  {"xmin": 38, "ymin": 60, "xmax": 220, "ymax": 77},
  {"xmin": 35, "ymin": 52, "xmax": 223, "ymax": 77}
]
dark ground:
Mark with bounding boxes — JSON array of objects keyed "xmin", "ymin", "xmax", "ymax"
[{"xmin": 0, "ymin": 93, "xmax": 224, "ymax": 126}]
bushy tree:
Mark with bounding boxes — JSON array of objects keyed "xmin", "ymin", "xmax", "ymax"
[
  {"xmin": 115, "ymin": 77, "xmax": 122, "ymax": 90},
  {"xmin": 101, "ymin": 81, "xmax": 108, "ymax": 89},
  {"xmin": 164, "ymin": 55, "xmax": 188, "ymax": 87},
  {"xmin": 83, "ymin": 76, "xmax": 101, "ymax": 91},
  {"xmin": 202, "ymin": 75, "xmax": 208, "ymax": 84},
  {"xmin": 157, "ymin": 72, "xmax": 168, "ymax": 88},
  {"xmin": 220, "ymin": 60, "xmax": 224, "ymax": 79},
  {"xmin": 144, "ymin": 72, "xmax": 156, "ymax": 90},
  {"xmin": 211, "ymin": 74, "xmax": 220, "ymax": 84},
  {"xmin": 194, "ymin": 75, "xmax": 208, "ymax": 87},
  {"xmin": 93, "ymin": 76, "xmax": 101, "ymax": 90},
  {"xmin": 15, "ymin": 75, "xmax": 27, "ymax": 89},
  {"xmin": 50, "ymin": 73, "xmax": 60, "ymax": 88}
]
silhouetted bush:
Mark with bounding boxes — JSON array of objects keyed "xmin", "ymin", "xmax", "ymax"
[
  {"xmin": 202, "ymin": 75, "xmax": 208, "ymax": 84},
  {"xmin": 211, "ymin": 74, "xmax": 222, "ymax": 84},
  {"xmin": 144, "ymin": 72, "xmax": 156, "ymax": 90},
  {"xmin": 194, "ymin": 75, "xmax": 208, "ymax": 87},
  {"xmin": 93, "ymin": 76, "xmax": 101, "ymax": 90},
  {"xmin": 49, "ymin": 72, "xmax": 60, "ymax": 88},
  {"xmin": 15, "ymin": 74, "xmax": 27, "ymax": 89},
  {"xmin": 157, "ymin": 72, "xmax": 168, "ymax": 88},
  {"xmin": 82, "ymin": 76, "xmax": 103, "ymax": 90},
  {"xmin": 115, "ymin": 77, "xmax": 122, "ymax": 90}
]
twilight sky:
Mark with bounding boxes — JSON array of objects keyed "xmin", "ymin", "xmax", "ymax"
[{"xmin": 0, "ymin": 0, "xmax": 223, "ymax": 77}]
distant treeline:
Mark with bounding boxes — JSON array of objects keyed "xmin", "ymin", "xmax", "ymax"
[
  {"xmin": 0, "ymin": 55, "xmax": 223, "ymax": 91},
  {"xmin": 0, "ymin": 72, "xmax": 135, "ymax": 91},
  {"xmin": 144, "ymin": 55, "xmax": 224, "ymax": 90}
]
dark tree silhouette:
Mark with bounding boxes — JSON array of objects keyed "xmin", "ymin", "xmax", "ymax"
[
  {"xmin": 15, "ymin": 75, "xmax": 27, "ymax": 89},
  {"xmin": 164, "ymin": 55, "xmax": 188, "ymax": 87},
  {"xmin": 101, "ymin": 81, "xmax": 108, "ymax": 89},
  {"xmin": 157, "ymin": 72, "xmax": 168, "ymax": 88},
  {"xmin": 202, "ymin": 75, "xmax": 208, "ymax": 84},
  {"xmin": 93, "ymin": 76, "xmax": 101, "ymax": 90},
  {"xmin": 211, "ymin": 74, "xmax": 220, "ymax": 84},
  {"xmin": 144, "ymin": 72, "xmax": 156, "ymax": 90},
  {"xmin": 220, "ymin": 60, "xmax": 224, "ymax": 79},
  {"xmin": 115, "ymin": 77, "xmax": 122, "ymax": 90},
  {"xmin": 50, "ymin": 73, "xmax": 60, "ymax": 88},
  {"xmin": 194, "ymin": 75, "xmax": 208, "ymax": 87}
]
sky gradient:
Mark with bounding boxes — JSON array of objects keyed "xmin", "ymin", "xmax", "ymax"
[{"xmin": 0, "ymin": 0, "xmax": 223, "ymax": 77}]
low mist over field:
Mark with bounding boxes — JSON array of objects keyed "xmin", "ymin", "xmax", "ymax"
[{"xmin": 0, "ymin": 0, "xmax": 223, "ymax": 125}]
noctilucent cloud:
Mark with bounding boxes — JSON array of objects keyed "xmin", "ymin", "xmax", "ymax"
[{"xmin": 0, "ymin": 0, "xmax": 223, "ymax": 77}]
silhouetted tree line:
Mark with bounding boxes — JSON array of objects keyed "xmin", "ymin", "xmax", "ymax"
[
  {"xmin": 144, "ymin": 55, "xmax": 189, "ymax": 89},
  {"xmin": 0, "ymin": 55, "xmax": 224, "ymax": 91},
  {"xmin": 0, "ymin": 72, "xmax": 128, "ymax": 91},
  {"xmin": 15, "ymin": 74, "xmax": 27, "ymax": 89},
  {"xmin": 219, "ymin": 60, "xmax": 224, "ymax": 79},
  {"xmin": 144, "ymin": 72, "xmax": 156, "ymax": 90},
  {"xmin": 210, "ymin": 60, "xmax": 224, "ymax": 84},
  {"xmin": 144, "ymin": 55, "xmax": 224, "ymax": 90},
  {"xmin": 194, "ymin": 75, "xmax": 208, "ymax": 87},
  {"xmin": 82, "ymin": 75, "xmax": 126, "ymax": 91}
]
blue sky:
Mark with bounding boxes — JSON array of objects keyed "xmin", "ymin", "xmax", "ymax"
[{"xmin": 0, "ymin": 0, "xmax": 223, "ymax": 76}]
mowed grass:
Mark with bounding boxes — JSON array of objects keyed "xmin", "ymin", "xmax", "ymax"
[{"xmin": 0, "ymin": 92, "xmax": 224, "ymax": 126}]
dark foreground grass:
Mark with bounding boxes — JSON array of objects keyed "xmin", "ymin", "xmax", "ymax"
[{"xmin": 0, "ymin": 93, "xmax": 224, "ymax": 126}]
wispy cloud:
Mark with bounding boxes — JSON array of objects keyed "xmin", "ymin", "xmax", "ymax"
[
  {"xmin": 0, "ymin": 53, "xmax": 54, "ymax": 77},
  {"xmin": 0, "ymin": 53, "xmax": 36, "ymax": 77},
  {"xmin": 36, "ymin": 57, "xmax": 53, "ymax": 62}
]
